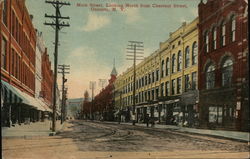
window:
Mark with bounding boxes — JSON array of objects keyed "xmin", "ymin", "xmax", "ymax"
[
  {"xmin": 185, "ymin": 46, "xmax": 190, "ymax": 68},
  {"xmin": 165, "ymin": 81, "xmax": 169, "ymax": 96},
  {"xmin": 204, "ymin": 31, "xmax": 209, "ymax": 53},
  {"xmin": 206, "ymin": 64, "xmax": 215, "ymax": 89},
  {"xmin": 161, "ymin": 60, "xmax": 164, "ymax": 78},
  {"xmin": 148, "ymin": 73, "xmax": 151, "ymax": 84},
  {"xmin": 156, "ymin": 87, "xmax": 159, "ymax": 99},
  {"xmin": 160, "ymin": 83, "xmax": 164, "ymax": 97},
  {"xmin": 172, "ymin": 54, "xmax": 176, "ymax": 73},
  {"xmin": 212, "ymin": 27, "xmax": 217, "ymax": 50},
  {"xmin": 230, "ymin": 16, "xmax": 236, "ymax": 42},
  {"xmin": 152, "ymin": 71, "xmax": 155, "ymax": 83},
  {"xmin": 166, "ymin": 57, "xmax": 170, "ymax": 76},
  {"xmin": 191, "ymin": 72, "xmax": 197, "ymax": 90},
  {"xmin": 220, "ymin": 21, "xmax": 226, "ymax": 46},
  {"xmin": 222, "ymin": 58, "xmax": 233, "ymax": 87},
  {"xmin": 171, "ymin": 79, "xmax": 175, "ymax": 95},
  {"xmin": 2, "ymin": 0, "xmax": 7, "ymax": 25},
  {"xmin": 209, "ymin": 106, "xmax": 223, "ymax": 124},
  {"xmin": 151, "ymin": 89, "xmax": 155, "ymax": 100},
  {"xmin": 185, "ymin": 74, "xmax": 190, "ymax": 92},
  {"xmin": 144, "ymin": 92, "xmax": 147, "ymax": 101},
  {"xmin": 12, "ymin": 49, "xmax": 15, "ymax": 76},
  {"xmin": 156, "ymin": 69, "xmax": 159, "ymax": 81},
  {"xmin": 192, "ymin": 42, "xmax": 198, "ymax": 65},
  {"xmin": 177, "ymin": 51, "xmax": 182, "ymax": 71},
  {"xmin": 142, "ymin": 77, "xmax": 144, "ymax": 87},
  {"xmin": 177, "ymin": 77, "xmax": 182, "ymax": 94},
  {"xmin": 148, "ymin": 90, "xmax": 151, "ymax": 101},
  {"xmin": 1, "ymin": 37, "xmax": 7, "ymax": 69},
  {"xmin": 145, "ymin": 75, "xmax": 147, "ymax": 85}
]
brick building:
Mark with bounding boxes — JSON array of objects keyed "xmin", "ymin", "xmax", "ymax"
[
  {"xmin": 41, "ymin": 49, "xmax": 53, "ymax": 109},
  {"xmin": 1, "ymin": 0, "xmax": 45, "ymax": 126},
  {"xmin": 198, "ymin": 0, "xmax": 248, "ymax": 131}
]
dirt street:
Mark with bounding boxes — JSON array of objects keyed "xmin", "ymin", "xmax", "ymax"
[{"xmin": 2, "ymin": 120, "xmax": 249, "ymax": 159}]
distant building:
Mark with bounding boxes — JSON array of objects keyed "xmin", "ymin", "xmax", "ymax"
[{"xmin": 66, "ymin": 98, "xmax": 85, "ymax": 118}]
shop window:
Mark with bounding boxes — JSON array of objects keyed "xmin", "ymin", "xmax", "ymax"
[
  {"xmin": 222, "ymin": 58, "xmax": 233, "ymax": 87},
  {"xmin": 209, "ymin": 106, "xmax": 223, "ymax": 124}
]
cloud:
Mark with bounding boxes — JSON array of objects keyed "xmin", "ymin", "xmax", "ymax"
[
  {"xmin": 81, "ymin": 13, "xmax": 111, "ymax": 32},
  {"xmin": 121, "ymin": 8, "xmax": 142, "ymax": 24}
]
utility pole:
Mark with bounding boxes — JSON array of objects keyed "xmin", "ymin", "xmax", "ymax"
[
  {"xmin": 44, "ymin": 0, "xmax": 70, "ymax": 132},
  {"xmin": 58, "ymin": 64, "xmax": 70, "ymax": 124},
  {"xmin": 126, "ymin": 41, "xmax": 144, "ymax": 125},
  {"xmin": 89, "ymin": 81, "xmax": 96, "ymax": 120}
]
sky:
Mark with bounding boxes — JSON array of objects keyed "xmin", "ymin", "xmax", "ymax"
[{"xmin": 26, "ymin": 0, "xmax": 200, "ymax": 99}]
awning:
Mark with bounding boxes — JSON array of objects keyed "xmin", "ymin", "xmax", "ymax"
[
  {"xmin": 1, "ymin": 80, "xmax": 46, "ymax": 111},
  {"xmin": 164, "ymin": 99, "xmax": 180, "ymax": 105},
  {"xmin": 1, "ymin": 80, "xmax": 26, "ymax": 104}
]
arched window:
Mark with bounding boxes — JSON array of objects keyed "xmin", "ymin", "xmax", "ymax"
[
  {"xmin": 204, "ymin": 31, "xmax": 209, "ymax": 53},
  {"xmin": 177, "ymin": 50, "xmax": 182, "ymax": 71},
  {"xmin": 166, "ymin": 57, "xmax": 170, "ymax": 76},
  {"xmin": 220, "ymin": 21, "xmax": 226, "ymax": 46},
  {"xmin": 172, "ymin": 54, "xmax": 176, "ymax": 73},
  {"xmin": 230, "ymin": 15, "xmax": 236, "ymax": 42},
  {"xmin": 206, "ymin": 64, "xmax": 215, "ymax": 89},
  {"xmin": 222, "ymin": 58, "xmax": 233, "ymax": 87},
  {"xmin": 192, "ymin": 42, "xmax": 198, "ymax": 65},
  {"xmin": 185, "ymin": 46, "xmax": 190, "ymax": 68},
  {"xmin": 212, "ymin": 27, "xmax": 217, "ymax": 50},
  {"xmin": 161, "ymin": 60, "xmax": 164, "ymax": 78}
]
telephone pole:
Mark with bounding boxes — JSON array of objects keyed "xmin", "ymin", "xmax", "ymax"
[
  {"xmin": 126, "ymin": 41, "xmax": 144, "ymax": 125},
  {"xmin": 44, "ymin": 0, "xmax": 70, "ymax": 132},
  {"xmin": 58, "ymin": 64, "xmax": 70, "ymax": 124},
  {"xmin": 89, "ymin": 81, "xmax": 96, "ymax": 120}
]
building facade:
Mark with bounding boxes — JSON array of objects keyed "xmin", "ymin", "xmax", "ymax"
[
  {"xmin": 198, "ymin": 0, "xmax": 248, "ymax": 131},
  {"xmin": 114, "ymin": 18, "xmax": 199, "ymax": 126},
  {"xmin": 0, "ymin": 0, "xmax": 50, "ymax": 127},
  {"xmin": 41, "ymin": 49, "xmax": 53, "ymax": 109}
]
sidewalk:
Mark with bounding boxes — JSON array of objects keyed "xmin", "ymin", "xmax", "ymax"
[
  {"xmin": 103, "ymin": 121, "xmax": 250, "ymax": 142},
  {"xmin": 2, "ymin": 120, "xmax": 65, "ymax": 138}
]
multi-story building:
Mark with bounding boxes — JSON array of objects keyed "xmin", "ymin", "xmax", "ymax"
[
  {"xmin": 114, "ymin": 18, "xmax": 199, "ymax": 126},
  {"xmin": 1, "ymin": 0, "xmax": 45, "ymax": 126},
  {"xmin": 41, "ymin": 49, "xmax": 53, "ymax": 109},
  {"xmin": 198, "ymin": 0, "xmax": 248, "ymax": 131}
]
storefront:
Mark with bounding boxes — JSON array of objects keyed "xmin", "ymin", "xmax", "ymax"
[{"xmin": 1, "ymin": 80, "xmax": 46, "ymax": 127}]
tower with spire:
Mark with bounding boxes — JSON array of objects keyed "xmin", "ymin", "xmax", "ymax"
[{"xmin": 110, "ymin": 58, "xmax": 117, "ymax": 83}]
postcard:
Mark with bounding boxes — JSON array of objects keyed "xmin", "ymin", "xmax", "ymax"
[{"xmin": 1, "ymin": 0, "xmax": 249, "ymax": 158}]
